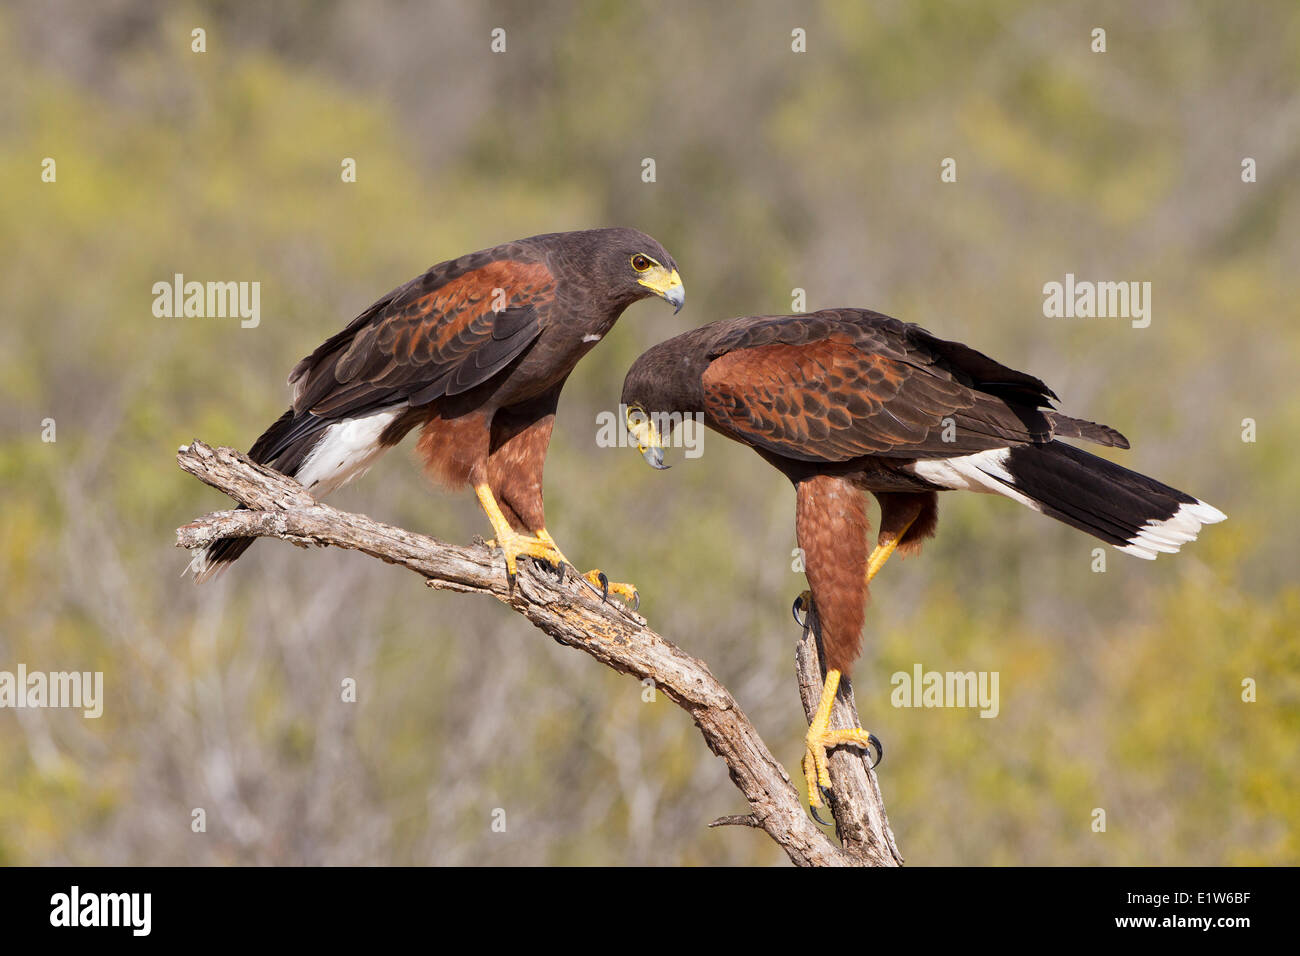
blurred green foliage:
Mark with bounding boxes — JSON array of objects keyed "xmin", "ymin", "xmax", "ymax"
[{"xmin": 0, "ymin": 0, "xmax": 1296, "ymax": 865}]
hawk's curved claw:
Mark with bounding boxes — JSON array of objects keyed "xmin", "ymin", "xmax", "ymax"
[
  {"xmin": 865, "ymin": 733, "xmax": 883, "ymax": 769},
  {"xmin": 809, "ymin": 804, "xmax": 830, "ymax": 826},
  {"xmin": 792, "ymin": 590, "xmax": 812, "ymax": 628},
  {"xmin": 580, "ymin": 569, "xmax": 639, "ymax": 609}
]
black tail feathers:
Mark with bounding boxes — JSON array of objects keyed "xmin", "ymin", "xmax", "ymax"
[
  {"xmin": 991, "ymin": 441, "xmax": 1225, "ymax": 559},
  {"xmin": 191, "ymin": 409, "xmax": 326, "ymax": 583}
]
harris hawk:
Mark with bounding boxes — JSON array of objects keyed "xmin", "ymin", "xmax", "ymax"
[
  {"xmin": 620, "ymin": 308, "xmax": 1225, "ymax": 811},
  {"xmin": 194, "ymin": 227, "xmax": 684, "ymax": 601}
]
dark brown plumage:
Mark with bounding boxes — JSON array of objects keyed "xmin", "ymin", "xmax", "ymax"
[
  {"xmin": 195, "ymin": 227, "xmax": 684, "ymax": 591},
  {"xmin": 621, "ymin": 308, "xmax": 1223, "ymax": 807}
]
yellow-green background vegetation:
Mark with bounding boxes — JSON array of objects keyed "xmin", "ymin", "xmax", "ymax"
[{"xmin": 1, "ymin": 0, "xmax": 1296, "ymax": 865}]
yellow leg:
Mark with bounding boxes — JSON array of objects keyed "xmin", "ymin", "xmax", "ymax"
[
  {"xmin": 796, "ymin": 514, "xmax": 907, "ymax": 817},
  {"xmin": 474, "ymin": 484, "xmax": 568, "ymax": 583},
  {"xmin": 866, "ymin": 514, "xmax": 917, "ymax": 582},
  {"xmin": 802, "ymin": 668, "xmax": 882, "ymax": 813},
  {"xmin": 533, "ymin": 528, "xmax": 640, "ymax": 608}
]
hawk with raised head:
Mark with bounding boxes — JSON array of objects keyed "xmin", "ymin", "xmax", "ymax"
[{"xmin": 195, "ymin": 227, "xmax": 684, "ymax": 602}]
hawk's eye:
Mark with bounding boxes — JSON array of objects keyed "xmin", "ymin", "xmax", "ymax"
[{"xmin": 631, "ymin": 254, "xmax": 653, "ymax": 273}]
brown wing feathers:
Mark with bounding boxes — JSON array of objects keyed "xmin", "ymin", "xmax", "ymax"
[
  {"xmin": 295, "ymin": 259, "xmax": 552, "ymax": 417},
  {"xmin": 700, "ymin": 310, "xmax": 1122, "ymax": 464},
  {"xmin": 249, "ymin": 259, "xmax": 553, "ymax": 470}
]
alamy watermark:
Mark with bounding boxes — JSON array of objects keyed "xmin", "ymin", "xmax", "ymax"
[
  {"xmin": 152, "ymin": 273, "xmax": 260, "ymax": 328},
  {"xmin": 891, "ymin": 663, "xmax": 999, "ymax": 718},
  {"xmin": 1043, "ymin": 273, "xmax": 1151, "ymax": 329},
  {"xmin": 0, "ymin": 664, "xmax": 103, "ymax": 718},
  {"xmin": 50, "ymin": 886, "xmax": 150, "ymax": 936},
  {"xmin": 596, "ymin": 405, "xmax": 705, "ymax": 459}
]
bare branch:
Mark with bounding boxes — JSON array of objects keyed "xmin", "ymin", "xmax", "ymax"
[{"xmin": 175, "ymin": 440, "xmax": 902, "ymax": 867}]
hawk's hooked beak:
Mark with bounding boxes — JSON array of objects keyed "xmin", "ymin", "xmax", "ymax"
[
  {"xmin": 627, "ymin": 408, "xmax": 670, "ymax": 470},
  {"xmin": 637, "ymin": 267, "xmax": 685, "ymax": 314}
]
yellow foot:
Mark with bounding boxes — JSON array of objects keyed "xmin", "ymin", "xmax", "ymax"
[
  {"xmin": 580, "ymin": 569, "xmax": 640, "ymax": 609},
  {"xmin": 473, "ymin": 485, "xmax": 569, "ymax": 586},
  {"xmin": 533, "ymin": 528, "xmax": 639, "ymax": 609},
  {"xmin": 802, "ymin": 669, "xmax": 883, "ymax": 820},
  {"xmin": 492, "ymin": 529, "xmax": 570, "ymax": 586}
]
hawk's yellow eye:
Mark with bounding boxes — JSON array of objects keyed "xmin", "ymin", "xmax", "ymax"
[{"xmin": 631, "ymin": 254, "xmax": 653, "ymax": 273}]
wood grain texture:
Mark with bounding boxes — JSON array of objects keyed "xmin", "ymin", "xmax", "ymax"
[{"xmin": 175, "ymin": 440, "xmax": 901, "ymax": 867}]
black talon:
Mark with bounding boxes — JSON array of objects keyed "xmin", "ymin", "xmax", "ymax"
[
  {"xmin": 791, "ymin": 594, "xmax": 809, "ymax": 628},
  {"xmin": 809, "ymin": 804, "xmax": 830, "ymax": 826},
  {"xmin": 866, "ymin": 733, "xmax": 884, "ymax": 769},
  {"xmin": 595, "ymin": 570, "xmax": 609, "ymax": 602}
]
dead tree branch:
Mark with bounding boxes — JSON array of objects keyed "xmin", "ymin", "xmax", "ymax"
[{"xmin": 174, "ymin": 440, "xmax": 902, "ymax": 867}]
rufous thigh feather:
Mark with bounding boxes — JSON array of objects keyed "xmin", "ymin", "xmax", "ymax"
[
  {"xmin": 795, "ymin": 474, "xmax": 871, "ymax": 674},
  {"xmin": 417, "ymin": 408, "xmax": 492, "ymax": 490},
  {"xmin": 487, "ymin": 413, "xmax": 555, "ymax": 533},
  {"xmin": 874, "ymin": 490, "xmax": 939, "ymax": 558}
]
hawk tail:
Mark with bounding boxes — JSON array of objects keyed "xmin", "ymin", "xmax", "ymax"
[
  {"xmin": 191, "ymin": 404, "xmax": 409, "ymax": 583},
  {"xmin": 1044, "ymin": 412, "xmax": 1130, "ymax": 449},
  {"xmin": 191, "ymin": 533, "xmax": 257, "ymax": 584},
  {"xmin": 191, "ymin": 409, "xmax": 303, "ymax": 584},
  {"xmin": 984, "ymin": 441, "xmax": 1225, "ymax": 559},
  {"xmin": 910, "ymin": 440, "xmax": 1225, "ymax": 559}
]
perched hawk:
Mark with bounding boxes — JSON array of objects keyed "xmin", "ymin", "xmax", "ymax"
[
  {"xmin": 195, "ymin": 227, "xmax": 684, "ymax": 601},
  {"xmin": 620, "ymin": 308, "xmax": 1224, "ymax": 810}
]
